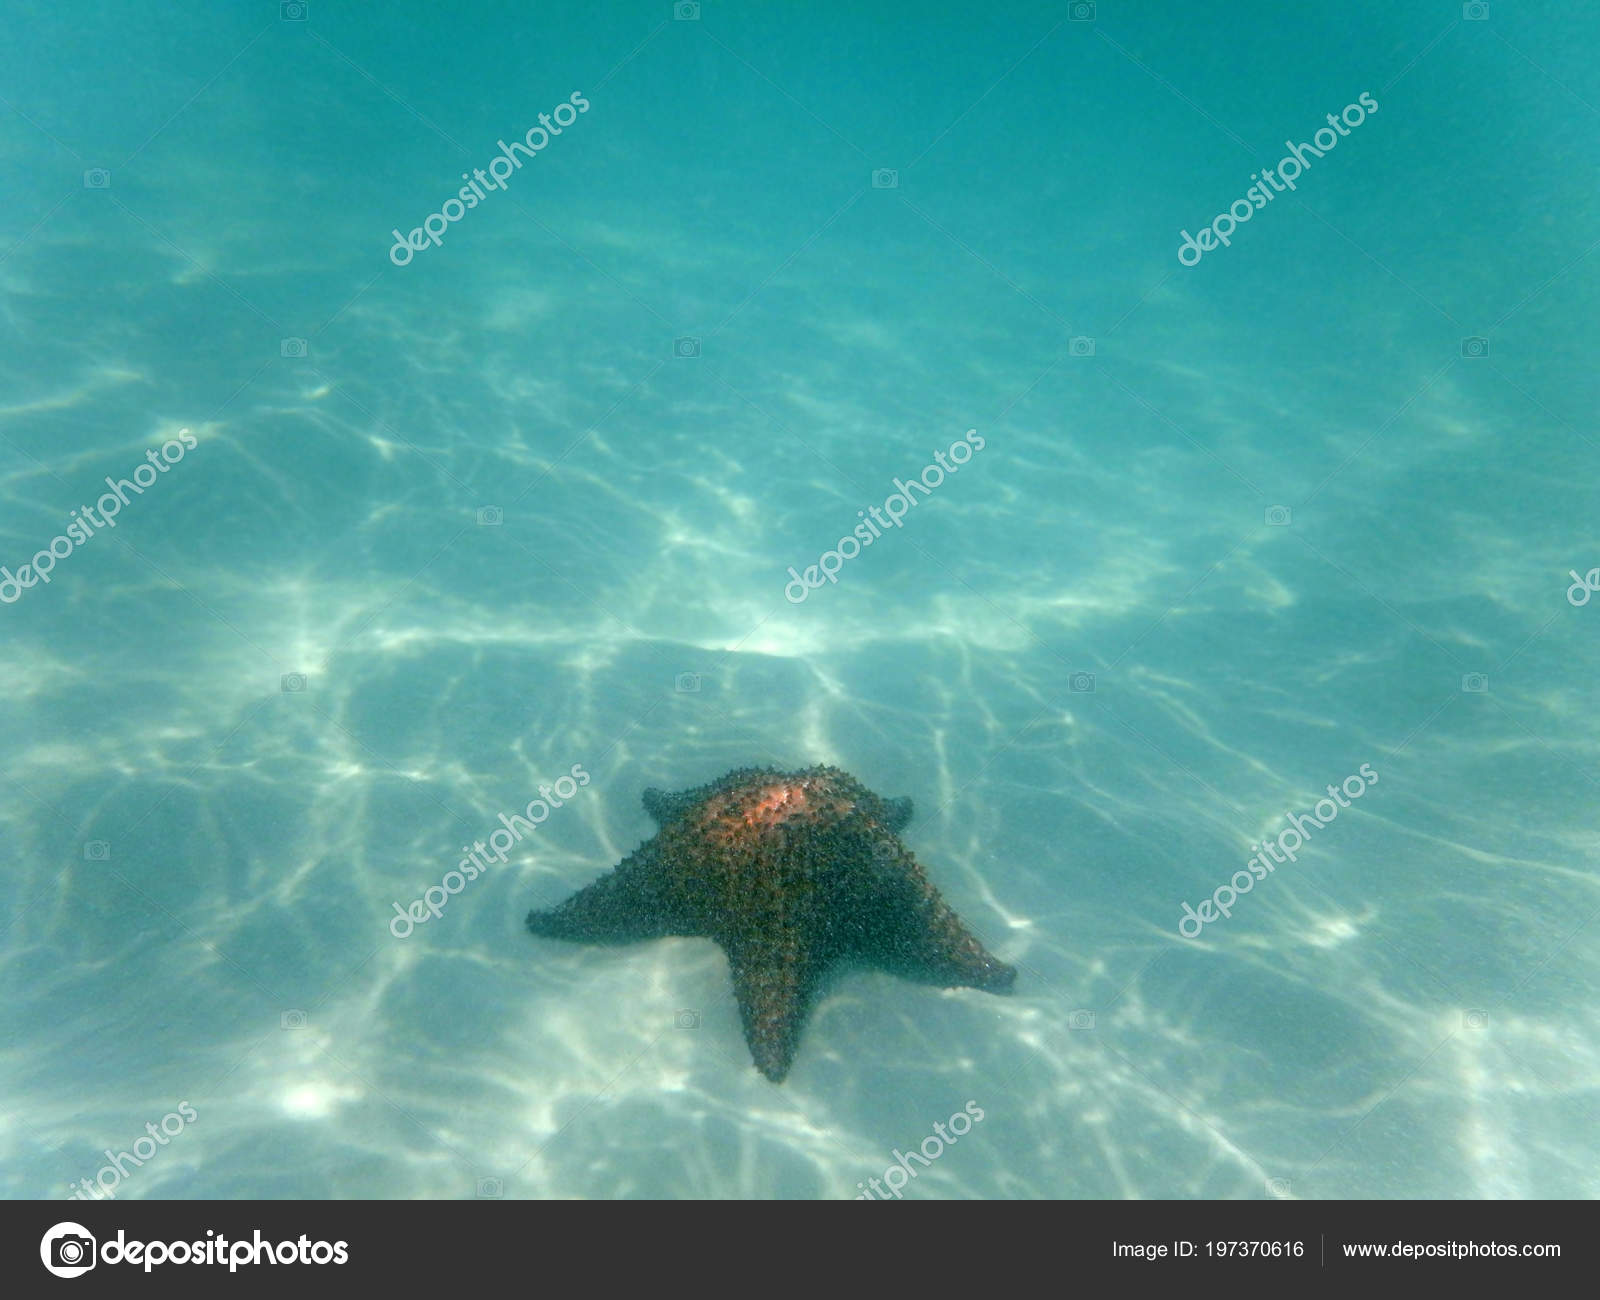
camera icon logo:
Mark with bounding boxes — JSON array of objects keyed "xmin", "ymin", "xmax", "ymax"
[
  {"xmin": 280, "ymin": 337, "xmax": 308, "ymax": 358},
  {"xmin": 41, "ymin": 1223, "xmax": 97, "ymax": 1278},
  {"xmin": 1265, "ymin": 505, "xmax": 1292, "ymax": 526},
  {"xmin": 280, "ymin": 1009, "xmax": 308, "ymax": 1029},
  {"xmin": 476, "ymin": 506, "xmax": 503, "ymax": 526},
  {"xmin": 281, "ymin": 1, "xmax": 309, "ymax": 18},
  {"xmin": 83, "ymin": 840, "xmax": 111, "ymax": 861},
  {"xmin": 674, "ymin": 1, "xmax": 700, "ymax": 18},
  {"xmin": 1265, "ymin": 1177, "xmax": 1292, "ymax": 1199},
  {"xmin": 673, "ymin": 336, "xmax": 701, "ymax": 358},
  {"xmin": 476, "ymin": 1176, "xmax": 504, "ymax": 1197},
  {"xmin": 1068, "ymin": 1009, "xmax": 1096, "ymax": 1030},
  {"xmin": 1069, "ymin": 1, "xmax": 1096, "ymax": 20},
  {"xmin": 1461, "ymin": 336, "xmax": 1488, "ymax": 358},
  {"xmin": 1463, "ymin": 1009, "xmax": 1489, "ymax": 1029},
  {"xmin": 674, "ymin": 1009, "xmax": 701, "ymax": 1029},
  {"xmin": 281, "ymin": 672, "xmax": 307, "ymax": 693},
  {"xmin": 871, "ymin": 168, "xmax": 899, "ymax": 189},
  {"xmin": 1462, "ymin": 2, "xmax": 1488, "ymax": 19},
  {"xmin": 83, "ymin": 168, "xmax": 111, "ymax": 189},
  {"xmin": 1461, "ymin": 673, "xmax": 1489, "ymax": 693},
  {"xmin": 1068, "ymin": 335, "xmax": 1096, "ymax": 357},
  {"xmin": 674, "ymin": 672, "xmax": 701, "ymax": 693},
  {"xmin": 1069, "ymin": 671, "xmax": 1095, "ymax": 693}
]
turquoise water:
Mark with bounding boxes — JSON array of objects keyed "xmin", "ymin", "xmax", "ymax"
[{"xmin": 3, "ymin": 0, "xmax": 1597, "ymax": 1200}]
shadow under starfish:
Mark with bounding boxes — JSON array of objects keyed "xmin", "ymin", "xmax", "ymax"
[{"xmin": 526, "ymin": 765, "xmax": 1016, "ymax": 1082}]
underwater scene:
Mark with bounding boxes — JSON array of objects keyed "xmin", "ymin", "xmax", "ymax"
[{"xmin": 2, "ymin": 0, "xmax": 1597, "ymax": 1201}]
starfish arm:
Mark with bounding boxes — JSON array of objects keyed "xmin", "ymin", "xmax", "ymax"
[
  {"xmin": 882, "ymin": 795, "xmax": 913, "ymax": 833},
  {"xmin": 887, "ymin": 896, "xmax": 1017, "ymax": 992},
  {"xmin": 525, "ymin": 848, "xmax": 697, "ymax": 944},
  {"xmin": 849, "ymin": 848, "xmax": 1016, "ymax": 992},
  {"xmin": 641, "ymin": 786, "xmax": 697, "ymax": 826},
  {"xmin": 727, "ymin": 941, "xmax": 822, "ymax": 1083}
]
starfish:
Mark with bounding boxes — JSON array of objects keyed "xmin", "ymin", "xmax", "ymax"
[{"xmin": 525, "ymin": 765, "xmax": 1015, "ymax": 1082}]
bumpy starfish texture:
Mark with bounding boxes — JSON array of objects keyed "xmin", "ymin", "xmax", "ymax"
[{"xmin": 526, "ymin": 765, "xmax": 1015, "ymax": 1082}]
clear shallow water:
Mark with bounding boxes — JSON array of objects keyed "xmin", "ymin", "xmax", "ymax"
[{"xmin": 2, "ymin": 0, "xmax": 1597, "ymax": 1199}]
